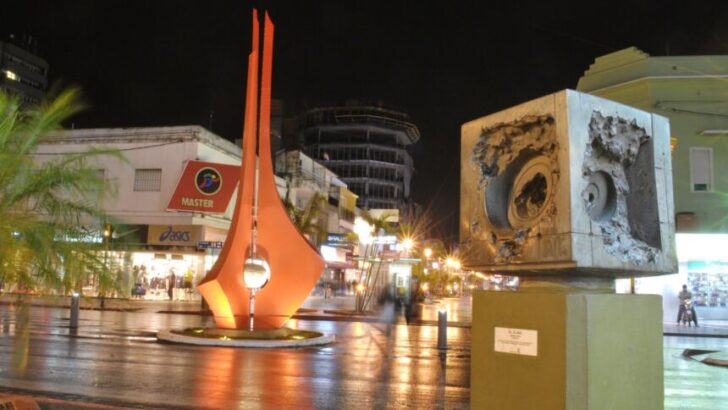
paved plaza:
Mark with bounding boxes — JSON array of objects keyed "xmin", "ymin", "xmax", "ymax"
[{"xmin": 0, "ymin": 295, "xmax": 726, "ymax": 409}]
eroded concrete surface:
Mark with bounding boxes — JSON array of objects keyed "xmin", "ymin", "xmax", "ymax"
[
  {"xmin": 583, "ymin": 111, "xmax": 660, "ymax": 265},
  {"xmin": 470, "ymin": 115, "xmax": 559, "ymax": 262}
]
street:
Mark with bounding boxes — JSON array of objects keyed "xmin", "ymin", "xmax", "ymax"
[
  {"xmin": 0, "ymin": 302, "xmax": 469, "ymax": 409},
  {"xmin": 0, "ymin": 297, "xmax": 726, "ymax": 409}
]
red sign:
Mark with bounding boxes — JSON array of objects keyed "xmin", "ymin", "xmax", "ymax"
[{"xmin": 167, "ymin": 160, "xmax": 240, "ymax": 213}]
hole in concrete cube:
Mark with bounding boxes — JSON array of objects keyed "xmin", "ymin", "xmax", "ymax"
[{"xmin": 625, "ymin": 139, "xmax": 661, "ymax": 249}]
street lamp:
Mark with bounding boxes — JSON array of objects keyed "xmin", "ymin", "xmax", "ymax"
[
  {"xmin": 243, "ymin": 257, "xmax": 271, "ymax": 331},
  {"xmin": 424, "ymin": 248, "xmax": 432, "ymax": 259},
  {"xmin": 402, "ymin": 237, "xmax": 414, "ymax": 251},
  {"xmin": 445, "ymin": 257, "xmax": 455, "ymax": 268},
  {"xmin": 353, "ymin": 217, "xmax": 374, "ymax": 245}
]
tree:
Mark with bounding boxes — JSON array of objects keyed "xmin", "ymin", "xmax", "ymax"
[
  {"xmin": 283, "ymin": 190, "xmax": 328, "ymax": 245},
  {"xmin": 0, "ymin": 88, "xmax": 121, "ymax": 295},
  {"xmin": 354, "ymin": 210, "xmax": 398, "ymax": 312}
]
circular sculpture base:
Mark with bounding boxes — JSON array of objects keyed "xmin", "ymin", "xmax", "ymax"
[{"xmin": 157, "ymin": 327, "xmax": 335, "ymax": 348}]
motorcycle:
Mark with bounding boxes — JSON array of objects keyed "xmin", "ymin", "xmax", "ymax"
[{"xmin": 680, "ymin": 299, "xmax": 694, "ymax": 327}]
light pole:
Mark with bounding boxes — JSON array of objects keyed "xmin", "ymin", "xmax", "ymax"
[{"xmin": 100, "ymin": 223, "xmax": 113, "ymax": 309}]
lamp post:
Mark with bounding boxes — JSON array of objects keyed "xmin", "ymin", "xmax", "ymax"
[{"xmin": 100, "ymin": 223, "xmax": 113, "ymax": 309}]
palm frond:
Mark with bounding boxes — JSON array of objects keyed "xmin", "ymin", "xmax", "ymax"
[{"xmin": 0, "ymin": 88, "xmax": 122, "ymax": 294}]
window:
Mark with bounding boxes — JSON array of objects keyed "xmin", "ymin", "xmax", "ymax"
[
  {"xmin": 134, "ymin": 168, "xmax": 162, "ymax": 192},
  {"xmin": 690, "ymin": 147, "xmax": 713, "ymax": 192}
]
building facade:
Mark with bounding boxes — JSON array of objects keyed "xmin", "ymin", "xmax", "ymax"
[
  {"xmin": 577, "ymin": 47, "xmax": 728, "ymax": 321},
  {"xmin": 286, "ymin": 103, "xmax": 420, "ymax": 210},
  {"xmin": 0, "ymin": 35, "xmax": 48, "ymax": 104},
  {"xmin": 577, "ymin": 47, "xmax": 728, "ymax": 233},
  {"xmin": 37, "ymin": 126, "xmax": 248, "ymax": 300},
  {"xmin": 35, "ymin": 126, "xmax": 365, "ymax": 300},
  {"xmin": 275, "ymin": 149, "xmax": 360, "ymax": 294}
]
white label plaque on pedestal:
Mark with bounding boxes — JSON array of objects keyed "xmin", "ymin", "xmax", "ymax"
[{"xmin": 494, "ymin": 327, "xmax": 538, "ymax": 356}]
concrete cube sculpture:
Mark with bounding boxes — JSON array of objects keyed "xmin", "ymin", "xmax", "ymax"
[{"xmin": 460, "ymin": 89, "xmax": 676, "ymax": 277}]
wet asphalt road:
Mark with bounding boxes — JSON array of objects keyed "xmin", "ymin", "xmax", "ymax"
[
  {"xmin": 1, "ymin": 298, "xmax": 728, "ymax": 409},
  {"xmin": 0, "ymin": 304, "xmax": 470, "ymax": 409}
]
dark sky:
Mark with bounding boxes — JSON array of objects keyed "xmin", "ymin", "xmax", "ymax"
[{"xmin": 4, "ymin": 0, "xmax": 728, "ymax": 243}]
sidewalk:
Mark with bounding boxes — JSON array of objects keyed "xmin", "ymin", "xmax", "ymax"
[{"xmin": 664, "ymin": 320, "xmax": 728, "ymax": 338}]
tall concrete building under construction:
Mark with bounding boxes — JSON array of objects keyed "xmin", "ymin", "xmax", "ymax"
[{"xmin": 285, "ymin": 102, "xmax": 420, "ymax": 210}]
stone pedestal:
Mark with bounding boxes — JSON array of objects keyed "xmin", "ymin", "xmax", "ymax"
[{"xmin": 471, "ymin": 290, "xmax": 663, "ymax": 410}]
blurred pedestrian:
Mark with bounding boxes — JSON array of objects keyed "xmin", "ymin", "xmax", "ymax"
[{"xmin": 167, "ymin": 269, "xmax": 176, "ymax": 301}]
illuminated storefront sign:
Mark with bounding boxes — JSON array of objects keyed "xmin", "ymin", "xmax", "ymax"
[
  {"xmin": 372, "ymin": 235, "xmax": 397, "ymax": 245},
  {"xmin": 321, "ymin": 245, "xmax": 347, "ymax": 263},
  {"xmin": 197, "ymin": 241, "xmax": 224, "ymax": 250},
  {"xmin": 148, "ymin": 225, "xmax": 202, "ymax": 246},
  {"xmin": 167, "ymin": 160, "xmax": 240, "ymax": 213}
]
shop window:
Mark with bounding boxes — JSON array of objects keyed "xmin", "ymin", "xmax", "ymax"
[
  {"xmin": 690, "ymin": 147, "xmax": 713, "ymax": 192},
  {"xmin": 171, "ymin": 254, "xmax": 184, "ymax": 260},
  {"xmin": 134, "ymin": 168, "xmax": 162, "ymax": 192},
  {"xmin": 154, "ymin": 253, "xmax": 167, "ymax": 259}
]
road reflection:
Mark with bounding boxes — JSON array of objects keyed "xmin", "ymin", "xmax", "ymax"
[
  {"xmin": 0, "ymin": 303, "xmax": 471, "ymax": 408},
  {"xmin": 12, "ymin": 304, "xmax": 30, "ymax": 373},
  {"xmin": 194, "ymin": 340, "xmax": 317, "ymax": 408},
  {"xmin": 419, "ymin": 296, "xmax": 472, "ymax": 323}
]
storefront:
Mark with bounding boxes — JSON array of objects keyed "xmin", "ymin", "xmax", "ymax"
[
  {"xmin": 622, "ymin": 233, "xmax": 728, "ymax": 321},
  {"xmin": 319, "ymin": 239, "xmax": 357, "ymax": 296},
  {"xmin": 111, "ymin": 223, "xmax": 226, "ymax": 301}
]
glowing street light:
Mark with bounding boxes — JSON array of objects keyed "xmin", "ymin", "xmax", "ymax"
[
  {"xmin": 424, "ymin": 248, "xmax": 433, "ymax": 259},
  {"xmin": 353, "ymin": 217, "xmax": 374, "ymax": 245},
  {"xmin": 401, "ymin": 237, "xmax": 414, "ymax": 251},
  {"xmin": 445, "ymin": 257, "xmax": 455, "ymax": 268}
]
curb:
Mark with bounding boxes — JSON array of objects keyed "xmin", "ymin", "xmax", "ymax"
[
  {"xmin": 156, "ymin": 329, "xmax": 335, "ymax": 348},
  {"xmin": 0, "ymin": 395, "xmax": 40, "ymax": 410}
]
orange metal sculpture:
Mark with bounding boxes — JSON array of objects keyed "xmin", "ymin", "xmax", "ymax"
[{"xmin": 197, "ymin": 10, "xmax": 324, "ymax": 329}]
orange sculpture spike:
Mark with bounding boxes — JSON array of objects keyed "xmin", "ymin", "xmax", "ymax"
[{"xmin": 197, "ymin": 9, "xmax": 325, "ymax": 329}]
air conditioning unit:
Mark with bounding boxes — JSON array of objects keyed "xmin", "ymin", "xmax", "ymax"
[{"xmin": 460, "ymin": 89, "xmax": 676, "ymax": 277}]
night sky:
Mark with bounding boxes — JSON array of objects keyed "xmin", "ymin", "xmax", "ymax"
[{"xmin": 4, "ymin": 0, "xmax": 728, "ymax": 244}]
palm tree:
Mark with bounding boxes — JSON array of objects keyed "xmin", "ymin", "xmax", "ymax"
[
  {"xmin": 0, "ymin": 88, "xmax": 121, "ymax": 296},
  {"xmin": 283, "ymin": 190, "xmax": 327, "ymax": 245},
  {"xmin": 355, "ymin": 209, "xmax": 398, "ymax": 312}
]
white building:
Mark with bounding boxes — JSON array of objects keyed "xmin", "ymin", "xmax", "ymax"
[
  {"xmin": 37, "ymin": 126, "xmax": 252, "ymax": 299},
  {"xmin": 37, "ymin": 126, "xmax": 364, "ymax": 300}
]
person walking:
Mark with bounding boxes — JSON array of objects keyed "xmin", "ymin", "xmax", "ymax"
[{"xmin": 167, "ymin": 269, "xmax": 176, "ymax": 301}]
